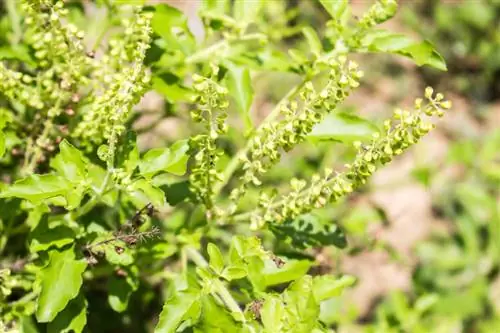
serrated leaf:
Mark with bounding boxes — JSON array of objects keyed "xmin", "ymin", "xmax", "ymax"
[
  {"xmin": 130, "ymin": 179, "xmax": 166, "ymax": 208},
  {"xmin": 152, "ymin": 4, "xmax": 196, "ymax": 56},
  {"xmin": 36, "ymin": 247, "xmax": 87, "ymax": 322},
  {"xmin": 47, "ymin": 293, "xmax": 87, "ymax": 333},
  {"xmin": 270, "ymin": 214, "xmax": 347, "ymax": 249},
  {"xmin": 312, "ymin": 275, "xmax": 355, "ymax": 302},
  {"xmin": 153, "ymin": 73, "xmax": 194, "ymax": 103},
  {"xmin": 224, "ymin": 61, "xmax": 254, "ymax": 130},
  {"xmin": 108, "ymin": 266, "xmax": 139, "ymax": 312},
  {"xmin": 302, "ymin": 27, "xmax": 322, "ymax": 56},
  {"xmin": 50, "ymin": 140, "xmax": 87, "ymax": 183},
  {"xmin": 309, "ymin": 113, "xmax": 378, "ymax": 143},
  {"xmin": 139, "ymin": 140, "xmax": 189, "ymax": 179},
  {"xmin": 207, "ymin": 243, "xmax": 225, "ymax": 274},
  {"xmin": 29, "ymin": 217, "xmax": 75, "ymax": 253},
  {"xmin": 261, "ymin": 259, "xmax": 312, "ymax": 287},
  {"xmin": 155, "ymin": 290, "xmax": 202, "ymax": 333},
  {"xmin": 0, "ymin": 174, "xmax": 72, "ymax": 205}
]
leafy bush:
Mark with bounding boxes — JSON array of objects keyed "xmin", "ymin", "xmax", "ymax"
[{"xmin": 0, "ymin": 0, "xmax": 451, "ymax": 332}]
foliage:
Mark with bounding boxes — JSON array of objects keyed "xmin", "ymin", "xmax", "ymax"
[
  {"xmin": 0, "ymin": 0, "xmax": 453, "ymax": 332},
  {"xmin": 402, "ymin": 0, "xmax": 500, "ymax": 100}
]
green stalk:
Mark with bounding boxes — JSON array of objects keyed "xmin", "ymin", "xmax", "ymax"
[{"xmin": 213, "ymin": 79, "xmax": 307, "ymax": 197}]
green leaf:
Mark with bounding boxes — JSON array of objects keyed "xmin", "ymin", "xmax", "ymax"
[
  {"xmin": 261, "ymin": 295, "xmax": 285, "ymax": 332},
  {"xmin": 47, "ymin": 293, "xmax": 87, "ymax": 333},
  {"xmin": 365, "ymin": 31, "xmax": 414, "ymax": 53},
  {"xmin": 302, "ymin": 27, "xmax": 323, "ymax": 56},
  {"xmin": 397, "ymin": 40, "xmax": 448, "ymax": 71},
  {"xmin": 224, "ymin": 61, "xmax": 254, "ymax": 130},
  {"xmin": 152, "ymin": 4, "xmax": 196, "ymax": 56},
  {"xmin": 108, "ymin": 266, "xmax": 139, "ymax": 312},
  {"xmin": 116, "ymin": 131, "xmax": 139, "ymax": 173},
  {"xmin": 155, "ymin": 290, "xmax": 202, "ymax": 333},
  {"xmin": 153, "ymin": 73, "xmax": 194, "ymax": 103},
  {"xmin": 364, "ymin": 31, "xmax": 447, "ymax": 71},
  {"xmin": 0, "ymin": 174, "xmax": 72, "ymax": 205},
  {"xmin": 207, "ymin": 243, "xmax": 225, "ymax": 274},
  {"xmin": 221, "ymin": 266, "xmax": 247, "ymax": 281},
  {"xmin": 19, "ymin": 316, "xmax": 39, "ymax": 333},
  {"xmin": 50, "ymin": 140, "xmax": 87, "ymax": 183},
  {"xmin": 139, "ymin": 140, "xmax": 189, "ymax": 178},
  {"xmin": 0, "ymin": 45, "xmax": 36, "ymax": 67},
  {"xmin": 195, "ymin": 295, "xmax": 242, "ymax": 332},
  {"xmin": 36, "ymin": 247, "xmax": 87, "ymax": 322},
  {"xmin": 312, "ymin": 275, "xmax": 355, "ymax": 302},
  {"xmin": 309, "ymin": 113, "xmax": 378, "ymax": 143},
  {"xmin": 261, "ymin": 259, "xmax": 312, "ymax": 287},
  {"xmin": 283, "ymin": 276, "xmax": 319, "ymax": 332},
  {"xmin": 29, "ymin": 217, "xmax": 75, "ymax": 253},
  {"xmin": 318, "ymin": 0, "xmax": 349, "ymax": 21},
  {"xmin": 130, "ymin": 179, "xmax": 166, "ymax": 208},
  {"xmin": 269, "ymin": 214, "xmax": 347, "ymax": 249},
  {"xmin": 228, "ymin": 47, "xmax": 292, "ymax": 72},
  {"xmin": 103, "ymin": 241, "xmax": 134, "ymax": 266}
]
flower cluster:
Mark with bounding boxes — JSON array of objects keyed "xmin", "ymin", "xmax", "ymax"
[
  {"xmin": 0, "ymin": 63, "xmax": 43, "ymax": 109},
  {"xmin": 229, "ymin": 57, "xmax": 363, "ymax": 207},
  {"xmin": 73, "ymin": 9, "xmax": 152, "ymax": 164},
  {"xmin": 237, "ymin": 88, "xmax": 451, "ymax": 229},
  {"xmin": 357, "ymin": 0, "xmax": 398, "ymax": 29},
  {"xmin": 189, "ymin": 65, "xmax": 229, "ymax": 215},
  {"xmin": 22, "ymin": 0, "xmax": 90, "ymax": 117}
]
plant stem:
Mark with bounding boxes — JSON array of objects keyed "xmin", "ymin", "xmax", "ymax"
[
  {"xmin": 185, "ymin": 33, "xmax": 266, "ymax": 65},
  {"xmin": 213, "ymin": 79, "xmax": 307, "ymax": 197},
  {"xmin": 185, "ymin": 40, "xmax": 229, "ymax": 65},
  {"xmin": 184, "ymin": 246, "xmax": 246, "ymax": 322}
]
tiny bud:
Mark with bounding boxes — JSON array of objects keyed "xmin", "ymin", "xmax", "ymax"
[
  {"xmin": 424, "ymin": 86, "xmax": 434, "ymax": 99},
  {"xmin": 440, "ymin": 100, "xmax": 452, "ymax": 109},
  {"xmin": 65, "ymin": 108, "xmax": 75, "ymax": 116},
  {"xmin": 71, "ymin": 93, "xmax": 80, "ymax": 103},
  {"xmin": 86, "ymin": 51, "xmax": 95, "ymax": 58},
  {"xmin": 414, "ymin": 98, "xmax": 423, "ymax": 109}
]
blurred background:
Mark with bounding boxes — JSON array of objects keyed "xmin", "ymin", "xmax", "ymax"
[{"xmin": 154, "ymin": 0, "xmax": 500, "ymax": 331}]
